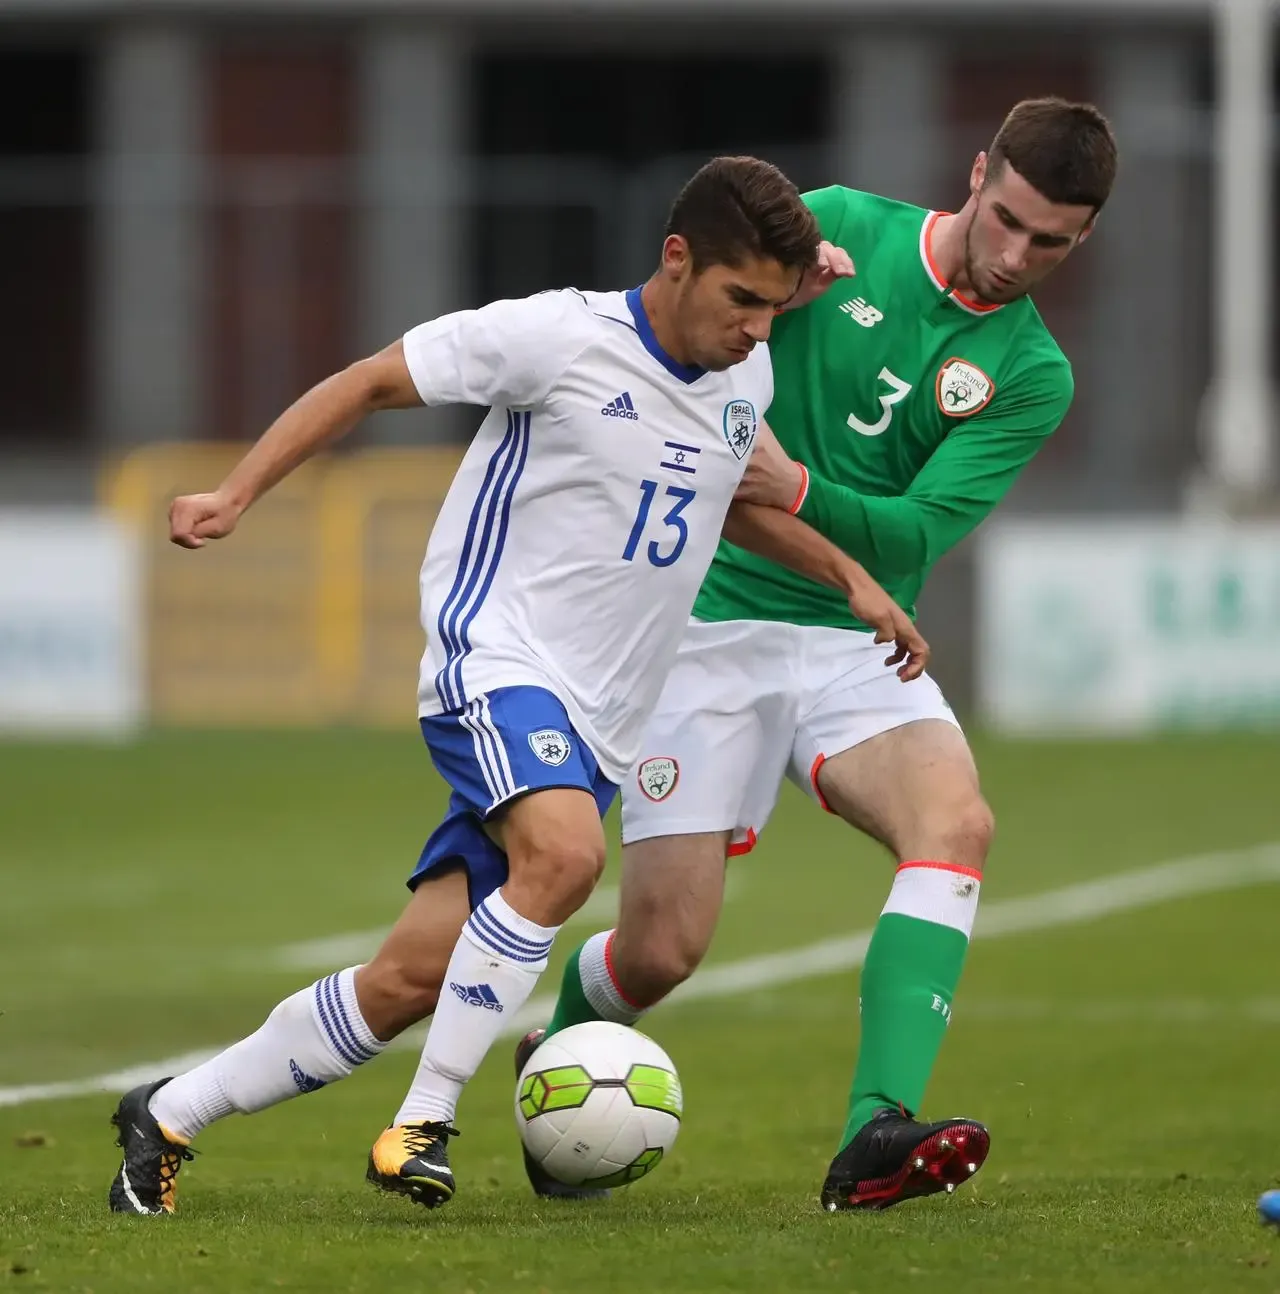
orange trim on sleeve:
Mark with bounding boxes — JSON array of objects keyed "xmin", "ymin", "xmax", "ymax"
[{"xmin": 788, "ymin": 463, "xmax": 810, "ymax": 515}]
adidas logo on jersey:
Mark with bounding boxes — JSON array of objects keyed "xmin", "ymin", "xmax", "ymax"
[
  {"xmin": 601, "ymin": 391, "xmax": 639, "ymax": 419},
  {"xmin": 449, "ymin": 981, "xmax": 504, "ymax": 1012},
  {"xmin": 839, "ymin": 297, "xmax": 883, "ymax": 328}
]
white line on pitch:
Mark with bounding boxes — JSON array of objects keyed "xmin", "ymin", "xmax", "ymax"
[
  {"xmin": 648, "ymin": 840, "xmax": 1280, "ymax": 1008},
  {"xmin": 2, "ymin": 842, "xmax": 1277, "ymax": 1109},
  {"xmin": 723, "ymin": 996, "xmax": 1280, "ymax": 1025},
  {"xmin": 265, "ymin": 874, "xmax": 745, "ymax": 973},
  {"xmin": 939, "ymin": 997, "xmax": 1280, "ymax": 1024}
]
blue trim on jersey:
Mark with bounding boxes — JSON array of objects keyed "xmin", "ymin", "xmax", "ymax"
[
  {"xmin": 625, "ymin": 286, "xmax": 707, "ymax": 385},
  {"xmin": 433, "ymin": 412, "xmax": 517, "ymax": 709},
  {"xmin": 448, "ymin": 412, "xmax": 531, "ymax": 706},
  {"xmin": 433, "ymin": 410, "xmax": 531, "ymax": 709},
  {"xmin": 595, "ymin": 312, "xmax": 637, "ymax": 335}
]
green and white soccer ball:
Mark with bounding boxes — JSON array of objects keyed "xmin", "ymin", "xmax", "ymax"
[{"xmin": 515, "ymin": 1021, "xmax": 683, "ymax": 1188}]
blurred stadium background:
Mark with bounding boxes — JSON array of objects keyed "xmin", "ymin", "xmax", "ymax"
[
  {"xmin": 1, "ymin": 0, "xmax": 1277, "ymax": 731},
  {"xmin": 3, "ymin": 4, "xmax": 1280, "ymax": 1289}
]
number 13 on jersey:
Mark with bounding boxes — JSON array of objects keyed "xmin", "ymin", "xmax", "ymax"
[{"xmin": 622, "ymin": 480, "xmax": 696, "ymax": 567}]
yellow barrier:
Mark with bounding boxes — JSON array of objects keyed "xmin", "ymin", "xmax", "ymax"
[{"xmin": 102, "ymin": 442, "xmax": 466, "ymax": 726}]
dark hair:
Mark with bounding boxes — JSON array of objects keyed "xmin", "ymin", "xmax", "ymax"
[
  {"xmin": 664, "ymin": 156, "xmax": 820, "ymax": 274},
  {"xmin": 987, "ymin": 98, "xmax": 1118, "ymax": 212}
]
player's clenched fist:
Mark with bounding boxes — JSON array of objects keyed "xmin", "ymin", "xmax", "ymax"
[{"xmin": 169, "ymin": 491, "xmax": 243, "ymax": 549}]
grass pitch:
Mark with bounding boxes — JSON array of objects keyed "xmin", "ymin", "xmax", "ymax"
[{"xmin": 1, "ymin": 730, "xmax": 1279, "ymax": 1292}]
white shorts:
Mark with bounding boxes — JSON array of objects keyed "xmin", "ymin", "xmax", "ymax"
[{"xmin": 621, "ymin": 618, "xmax": 961, "ymax": 855}]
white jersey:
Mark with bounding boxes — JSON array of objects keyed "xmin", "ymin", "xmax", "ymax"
[{"xmin": 403, "ymin": 287, "xmax": 773, "ymax": 784}]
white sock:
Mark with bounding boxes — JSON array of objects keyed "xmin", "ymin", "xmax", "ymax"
[
  {"xmin": 393, "ymin": 890, "xmax": 557, "ymax": 1126},
  {"xmin": 882, "ymin": 861, "xmax": 982, "ymax": 937},
  {"xmin": 578, "ymin": 929, "xmax": 647, "ymax": 1023},
  {"xmin": 148, "ymin": 967, "xmax": 385, "ymax": 1140}
]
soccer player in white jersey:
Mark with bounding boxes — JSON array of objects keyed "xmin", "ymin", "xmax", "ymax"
[{"xmin": 108, "ymin": 156, "xmax": 928, "ymax": 1216}]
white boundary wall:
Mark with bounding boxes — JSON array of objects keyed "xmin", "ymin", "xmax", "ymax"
[{"xmin": 0, "ymin": 510, "xmax": 143, "ymax": 735}]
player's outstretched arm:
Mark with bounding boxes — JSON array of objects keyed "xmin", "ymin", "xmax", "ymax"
[
  {"xmin": 168, "ymin": 340, "xmax": 421, "ymax": 549},
  {"xmin": 721, "ymin": 501, "xmax": 928, "ymax": 681},
  {"xmin": 738, "ymin": 367, "xmax": 1073, "ymax": 579}
]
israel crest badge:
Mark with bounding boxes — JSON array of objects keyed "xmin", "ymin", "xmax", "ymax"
[
  {"xmin": 528, "ymin": 729, "xmax": 571, "ymax": 766},
  {"xmin": 722, "ymin": 400, "xmax": 757, "ymax": 459}
]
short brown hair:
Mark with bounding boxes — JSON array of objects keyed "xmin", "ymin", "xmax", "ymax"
[
  {"xmin": 665, "ymin": 156, "xmax": 820, "ymax": 274},
  {"xmin": 987, "ymin": 98, "xmax": 1118, "ymax": 212}
]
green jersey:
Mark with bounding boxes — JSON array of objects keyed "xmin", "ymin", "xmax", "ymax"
[{"xmin": 693, "ymin": 185, "xmax": 1074, "ymax": 629}]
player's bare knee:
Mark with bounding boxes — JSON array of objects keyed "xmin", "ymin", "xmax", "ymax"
[
  {"xmin": 613, "ymin": 906, "xmax": 710, "ymax": 1000},
  {"xmin": 932, "ymin": 796, "xmax": 995, "ymax": 872},
  {"xmin": 636, "ymin": 935, "xmax": 705, "ymax": 997},
  {"xmin": 512, "ymin": 834, "xmax": 606, "ymax": 913}
]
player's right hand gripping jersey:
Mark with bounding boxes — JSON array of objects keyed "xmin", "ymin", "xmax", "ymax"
[
  {"xmin": 694, "ymin": 186, "xmax": 1074, "ymax": 631},
  {"xmin": 405, "ymin": 287, "xmax": 774, "ymax": 784}
]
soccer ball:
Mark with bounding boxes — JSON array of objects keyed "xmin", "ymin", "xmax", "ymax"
[{"xmin": 515, "ymin": 1021, "xmax": 682, "ymax": 1188}]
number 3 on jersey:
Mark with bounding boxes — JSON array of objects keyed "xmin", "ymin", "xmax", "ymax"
[
  {"xmin": 847, "ymin": 367, "xmax": 912, "ymax": 437},
  {"xmin": 622, "ymin": 480, "xmax": 696, "ymax": 567}
]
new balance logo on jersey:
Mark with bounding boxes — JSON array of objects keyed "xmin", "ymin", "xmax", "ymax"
[
  {"xmin": 601, "ymin": 391, "xmax": 639, "ymax": 419},
  {"xmin": 289, "ymin": 1059, "xmax": 327, "ymax": 1094},
  {"xmin": 449, "ymin": 981, "xmax": 504, "ymax": 1011},
  {"xmin": 839, "ymin": 297, "xmax": 884, "ymax": 328}
]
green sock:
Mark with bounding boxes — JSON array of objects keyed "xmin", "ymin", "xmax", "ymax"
[
  {"xmin": 543, "ymin": 931, "xmax": 647, "ymax": 1039},
  {"xmin": 544, "ymin": 944, "xmax": 607, "ymax": 1039},
  {"xmin": 840, "ymin": 912, "xmax": 970, "ymax": 1149}
]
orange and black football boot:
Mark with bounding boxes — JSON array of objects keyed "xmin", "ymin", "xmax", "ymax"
[
  {"xmin": 367, "ymin": 1121, "xmax": 460, "ymax": 1208},
  {"xmin": 108, "ymin": 1079, "xmax": 195, "ymax": 1215}
]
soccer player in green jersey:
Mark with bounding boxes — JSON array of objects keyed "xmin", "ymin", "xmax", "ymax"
[{"xmin": 524, "ymin": 98, "xmax": 1118, "ymax": 1209}]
